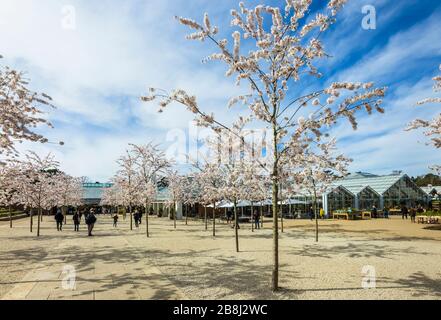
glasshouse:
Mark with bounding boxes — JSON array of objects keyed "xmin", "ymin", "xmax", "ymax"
[
  {"xmin": 83, "ymin": 171, "xmax": 430, "ymax": 218},
  {"xmin": 322, "ymin": 172, "xmax": 430, "ymax": 214}
]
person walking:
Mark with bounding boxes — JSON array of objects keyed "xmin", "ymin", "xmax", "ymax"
[
  {"xmin": 138, "ymin": 210, "xmax": 143, "ymax": 225},
  {"xmin": 309, "ymin": 206, "xmax": 314, "ymax": 221},
  {"xmin": 85, "ymin": 209, "xmax": 97, "ymax": 237},
  {"xmin": 134, "ymin": 210, "xmax": 140, "ymax": 228},
  {"xmin": 320, "ymin": 208, "xmax": 325, "ymax": 219},
  {"xmin": 113, "ymin": 213, "xmax": 119, "ymax": 228},
  {"xmin": 253, "ymin": 210, "xmax": 260, "ymax": 230},
  {"xmin": 73, "ymin": 211, "xmax": 80, "ymax": 232},
  {"xmin": 410, "ymin": 207, "xmax": 417, "ymax": 223},
  {"xmin": 401, "ymin": 205, "xmax": 409, "ymax": 220},
  {"xmin": 55, "ymin": 208, "xmax": 64, "ymax": 231},
  {"xmin": 227, "ymin": 209, "xmax": 233, "ymax": 224},
  {"xmin": 384, "ymin": 206, "xmax": 390, "ymax": 219},
  {"xmin": 371, "ymin": 205, "xmax": 378, "ymax": 219}
]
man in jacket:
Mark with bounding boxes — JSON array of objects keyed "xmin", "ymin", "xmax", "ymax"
[
  {"xmin": 55, "ymin": 209, "xmax": 64, "ymax": 231},
  {"xmin": 85, "ymin": 209, "xmax": 97, "ymax": 236}
]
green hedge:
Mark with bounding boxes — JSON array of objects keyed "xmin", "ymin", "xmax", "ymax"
[{"xmin": 0, "ymin": 210, "xmax": 25, "ymax": 218}]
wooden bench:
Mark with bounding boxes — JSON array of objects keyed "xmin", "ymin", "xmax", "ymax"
[
  {"xmin": 361, "ymin": 212, "xmax": 372, "ymax": 220},
  {"xmin": 333, "ymin": 213, "xmax": 349, "ymax": 220}
]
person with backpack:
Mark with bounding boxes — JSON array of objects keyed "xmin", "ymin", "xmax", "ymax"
[
  {"xmin": 85, "ymin": 209, "xmax": 97, "ymax": 237},
  {"xmin": 253, "ymin": 210, "xmax": 260, "ymax": 230},
  {"xmin": 73, "ymin": 211, "xmax": 80, "ymax": 232},
  {"xmin": 55, "ymin": 208, "xmax": 64, "ymax": 231},
  {"xmin": 113, "ymin": 213, "xmax": 119, "ymax": 228},
  {"xmin": 138, "ymin": 210, "xmax": 143, "ymax": 225},
  {"xmin": 401, "ymin": 205, "xmax": 409, "ymax": 220}
]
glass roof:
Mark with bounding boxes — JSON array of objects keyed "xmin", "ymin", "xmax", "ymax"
[{"xmin": 335, "ymin": 174, "xmax": 409, "ymax": 195}]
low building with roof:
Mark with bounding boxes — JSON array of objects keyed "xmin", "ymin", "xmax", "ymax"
[
  {"xmin": 421, "ymin": 185, "xmax": 441, "ymax": 199},
  {"xmin": 322, "ymin": 171, "xmax": 429, "ymax": 214},
  {"xmin": 82, "ymin": 182, "xmax": 113, "ymax": 206}
]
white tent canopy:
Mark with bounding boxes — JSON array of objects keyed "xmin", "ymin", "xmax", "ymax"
[{"xmin": 209, "ymin": 199, "xmax": 307, "ymax": 208}]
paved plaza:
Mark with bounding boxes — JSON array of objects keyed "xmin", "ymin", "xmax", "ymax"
[{"xmin": 0, "ymin": 216, "xmax": 440, "ymax": 300}]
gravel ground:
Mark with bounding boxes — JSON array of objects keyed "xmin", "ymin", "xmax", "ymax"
[{"xmin": 1, "ymin": 215, "xmax": 440, "ymax": 300}]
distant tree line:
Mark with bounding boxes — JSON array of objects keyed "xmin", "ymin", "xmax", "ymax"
[{"xmin": 412, "ymin": 173, "xmax": 441, "ymax": 187}]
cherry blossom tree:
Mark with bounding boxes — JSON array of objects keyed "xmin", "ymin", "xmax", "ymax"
[
  {"xmin": 407, "ymin": 64, "xmax": 441, "ymax": 173},
  {"xmin": 0, "ymin": 162, "xmax": 21, "ymax": 228},
  {"xmin": 130, "ymin": 143, "xmax": 171, "ymax": 237},
  {"xmin": 100, "ymin": 183, "xmax": 124, "ymax": 214},
  {"xmin": 142, "ymin": 1, "xmax": 386, "ymax": 290},
  {"xmin": 11, "ymin": 151, "xmax": 60, "ymax": 236},
  {"xmin": 288, "ymin": 139, "xmax": 351, "ymax": 242},
  {"xmin": 55, "ymin": 174, "xmax": 85, "ymax": 223},
  {"xmin": 166, "ymin": 170, "xmax": 185, "ymax": 230},
  {"xmin": 197, "ymin": 163, "xmax": 224, "ymax": 236},
  {"xmin": 181, "ymin": 173, "xmax": 202, "ymax": 225},
  {"xmin": 114, "ymin": 150, "xmax": 142, "ymax": 230},
  {"xmin": 0, "ymin": 56, "xmax": 57, "ymax": 160}
]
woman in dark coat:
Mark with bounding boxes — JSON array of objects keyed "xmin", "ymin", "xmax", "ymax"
[
  {"xmin": 55, "ymin": 209, "xmax": 64, "ymax": 231},
  {"xmin": 73, "ymin": 211, "xmax": 80, "ymax": 232}
]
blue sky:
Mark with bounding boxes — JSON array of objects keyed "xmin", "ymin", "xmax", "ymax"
[{"xmin": 1, "ymin": 0, "xmax": 440, "ymax": 181}]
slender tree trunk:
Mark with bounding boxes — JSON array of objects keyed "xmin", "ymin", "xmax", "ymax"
[
  {"xmin": 185, "ymin": 204, "xmax": 188, "ymax": 225},
  {"xmin": 234, "ymin": 199, "xmax": 239, "ymax": 253},
  {"xmin": 37, "ymin": 207, "xmax": 42, "ymax": 237},
  {"xmin": 260, "ymin": 204, "xmax": 263, "ymax": 228},
  {"xmin": 30, "ymin": 209, "xmax": 33, "ymax": 233},
  {"xmin": 64, "ymin": 206, "xmax": 67, "ymax": 224},
  {"xmin": 145, "ymin": 202, "xmax": 149, "ymax": 238},
  {"xmin": 129, "ymin": 205, "xmax": 133, "ymax": 230},
  {"xmin": 271, "ymin": 124, "xmax": 279, "ymax": 292},
  {"xmin": 212, "ymin": 203, "xmax": 216, "ymax": 237},
  {"xmin": 9, "ymin": 205, "xmax": 12, "ymax": 228},
  {"xmin": 204, "ymin": 206, "xmax": 208, "ymax": 231},
  {"xmin": 173, "ymin": 202, "xmax": 177, "ymax": 229},
  {"xmin": 251, "ymin": 203, "xmax": 254, "ymax": 232},
  {"xmin": 314, "ymin": 190, "xmax": 319, "ymax": 243}
]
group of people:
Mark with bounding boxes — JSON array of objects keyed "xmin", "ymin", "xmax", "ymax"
[
  {"xmin": 309, "ymin": 207, "xmax": 326, "ymax": 220},
  {"xmin": 401, "ymin": 204, "xmax": 425, "ymax": 223},
  {"xmin": 369, "ymin": 204, "xmax": 425, "ymax": 222},
  {"xmin": 54, "ymin": 208, "xmax": 97, "ymax": 236},
  {"xmin": 133, "ymin": 210, "xmax": 143, "ymax": 228}
]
